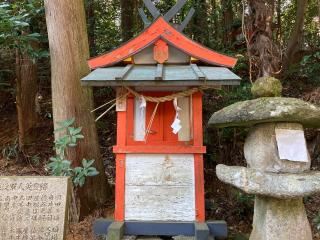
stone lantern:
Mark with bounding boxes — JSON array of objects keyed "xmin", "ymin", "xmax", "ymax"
[{"xmin": 208, "ymin": 77, "xmax": 320, "ymax": 240}]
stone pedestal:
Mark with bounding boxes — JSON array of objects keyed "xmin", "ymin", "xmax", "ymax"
[{"xmin": 250, "ymin": 196, "xmax": 312, "ymax": 240}]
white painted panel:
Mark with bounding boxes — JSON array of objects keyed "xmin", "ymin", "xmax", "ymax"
[
  {"xmin": 134, "ymin": 97, "xmax": 146, "ymax": 141},
  {"xmin": 126, "ymin": 154, "xmax": 194, "ymax": 186},
  {"xmin": 125, "ymin": 154, "xmax": 195, "ymax": 221},
  {"xmin": 178, "ymin": 97, "xmax": 192, "ymax": 141},
  {"xmin": 125, "ymin": 185, "xmax": 195, "ymax": 221}
]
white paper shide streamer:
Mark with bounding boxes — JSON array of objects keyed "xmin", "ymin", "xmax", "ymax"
[
  {"xmin": 134, "ymin": 96, "xmax": 147, "ymax": 141},
  {"xmin": 171, "ymin": 97, "xmax": 182, "ymax": 134}
]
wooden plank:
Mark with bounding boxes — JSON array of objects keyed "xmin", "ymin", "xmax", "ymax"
[
  {"xmin": 125, "ymin": 154, "xmax": 195, "ymax": 221},
  {"xmin": 116, "ymin": 87, "xmax": 127, "ymax": 111},
  {"xmin": 155, "ymin": 64, "xmax": 163, "ymax": 80},
  {"xmin": 154, "ymin": 39, "xmax": 169, "ymax": 64},
  {"xmin": 125, "ymin": 185, "xmax": 195, "ymax": 221},
  {"xmin": 93, "ymin": 220, "xmax": 228, "ymax": 238},
  {"xmin": 143, "ymin": 0, "xmax": 160, "ymax": 18},
  {"xmin": 115, "ymin": 64, "xmax": 133, "ymax": 80},
  {"xmin": 113, "ymin": 145, "xmax": 206, "ymax": 154},
  {"xmin": 194, "ymin": 154, "xmax": 205, "ymax": 222},
  {"xmin": 192, "ymin": 92, "xmax": 203, "ymax": 146},
  {"xmin": 82, "ymin": 80, "xmax": 235, "ymax": 87},
  {"xmin": 138, "ymin": 8, "xmax": 151, "ymax": 28},
  {"xmin": 125, "ymin": 154, "xmax": 194, "ymax": 186},
  {"xmin": 114, "ymin": 106, "xmax": 127, "ymax": 221},
  {"xmin": 178, "ymin": 97, "xmax": 191, "ymax": 141},
  {"xmin": 163, "ymin": 0, "xmax": 187, "ymax": 22},
  {"xmin": 177, "ymin": 8, "xmax": 195, "ymax": 32},
  {"xmin": 114, "ymin": 154, "xmax": 126, "ymax": 221},
  {"xmin": 191, "ymin": 64, "xmax": 206, "ymax": 80}
]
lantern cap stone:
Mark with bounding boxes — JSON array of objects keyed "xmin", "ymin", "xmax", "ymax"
[
  {"xmin": 251, "ymin": 77, "xmax": 282, "ymax": 98},
  {"xmin": 208, "ymin": 97, "xmax": 320, "ymax": 128},
  {"xmin": 216, "ymin": 164, "xmax": 320, "ymax": 198}
]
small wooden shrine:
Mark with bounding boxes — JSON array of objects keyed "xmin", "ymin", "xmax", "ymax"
[{"xmin": 82, "ymin": 0, "xmax": 240, "ymax": 239}]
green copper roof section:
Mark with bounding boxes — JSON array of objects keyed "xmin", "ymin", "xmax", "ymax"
[{"xmin": 81, "ymin": 64, "xmax": 241, "ymax": 87}]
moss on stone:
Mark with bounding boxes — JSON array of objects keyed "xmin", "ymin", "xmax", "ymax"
[
  {"xmin": 251, "ymin": 77, "xmax": 282, "ymax": 98},
  {"xmin": 208, "ymin": 97, "xmax": 320, "ymax": 128}
]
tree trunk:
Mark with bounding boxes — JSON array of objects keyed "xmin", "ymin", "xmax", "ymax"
[
  {"xmin": 120, "ymin": 0, "xmax": 135, "ymax": 41},
  {"xmin": 44, "ymin": 0, "xmax": 109, "ymax": 219},
  {"xmin": 190, "ymin": 0, "xmax": 209, "ymax": 44},
  {"xmin": 276, "ymin": 0, "xmax": 281, "ymax": 43},
  {"xmin": 283, "ymin": 0, "xmax": 308, "ymax": 70},
  {"xmin": 245, "ymin": 0, "xmax": 281, "ymax": 78},
  {"xmin": 86, "ymin": 0, "xmax": 96, "ymax": 55},
  {"xmin": 318, "ymin": 0, "xmax": 320, "ymax": 29},
  {"xmin": 221, "ymin": 0, "xmax": 234, "ymax": 46},
  {"xmin": 15, "ymin": 49, "xmax": 38, "ymax": 150}
]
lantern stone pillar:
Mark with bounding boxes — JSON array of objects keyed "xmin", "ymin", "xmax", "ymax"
[{"xmin": 209, "ymin": 77, "xmax": 320, "ymax": 240}]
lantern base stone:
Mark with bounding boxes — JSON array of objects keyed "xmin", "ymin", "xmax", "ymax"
[{"xmin": 250, "ymin": 196, "xmax": 312, "ymax": 240}]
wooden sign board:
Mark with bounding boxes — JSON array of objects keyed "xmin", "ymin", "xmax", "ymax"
[
  {"xmin": 116, "ymin": 87, "xmax": 127, "ymax": 112},
  {"xmin": 0, "ymin": 176, "xmax": 70, "ymax": 240}
]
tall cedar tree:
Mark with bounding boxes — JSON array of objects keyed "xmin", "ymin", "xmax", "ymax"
[
  {"xmin": 120, "ymin": 0, "xmax": 141, "ymax": 41},
  {"xmin": 15, "ymin": 47, "xmax": 38, "ymax": 150},
  {"xmin": 44, "ymin": 0, "xmax": 109, "ymax": 218},
  {"xmin": 283, "ymin": 0, "xmax": 308, "ymax": 70},
  {"xmin": 245, "ymin": 0, "xmax": 281, "ymax": 78}
]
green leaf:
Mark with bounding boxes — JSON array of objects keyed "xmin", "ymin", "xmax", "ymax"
[
  {"xmin": 82, "ymin": 159, "xmax": 88, "ymax": 168},
  {"xmin": 57, "ymin": 118, "xmax": 75, "ymax": 127},
  {"xmin": 69, "ymin": 127, "xmax": 82, "ymax": 135},
  {"xmin": 73, "ymin": 167, "xmax": 83, "ymax": 173},
  {"xmin": 0, "ymin": 4, "xmax": 10, "ymax": 8},
  {"xmin": 24, "ymin": 32, "xmax": 41, "ymax": 41},
  {"xmin": 13, "ymin": 20, "xmax": 29, "ymax": 27},
  {"xmin": 87, "ymin": 170, "xmax": 99, "ymax": 177},
  {"xmin": 85, "ymin": 159, "xmax": 95, "ymax": 167}
]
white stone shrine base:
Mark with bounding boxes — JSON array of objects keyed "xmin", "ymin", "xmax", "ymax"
[{"xmin": 250, "ymin": 196, "xmax": 312, "ymax": 240}]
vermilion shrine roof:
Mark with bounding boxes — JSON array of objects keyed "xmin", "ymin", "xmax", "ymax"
[
  {"xmin": 88, "ymin": 17, "xmax": 237, "ymax": 69},
  {"xmin": 82, "ymin": 1, "xmax": 241, "ymax": 87}
]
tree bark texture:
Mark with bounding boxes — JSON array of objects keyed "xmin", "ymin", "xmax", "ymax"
[
  {"xmin": 120, "ymin": 0, "xmax": 140, "ymax": 42},
  {"xmin": 15, "ymin": 49, "xmax": 38, "ymax": 150},
  {"xmin": 276, "ymin": 0, "xmax": 281, "ymax": 43},
  {"xmin": 283, "ymin": 0, "xmax": 308, "ymax": 70},
  {"xmin": 221, "ymin": 0, "xmax": 234, "ymax": 46},
  {"xmin": 245, "ymin": 0, "xmax": 281, "ymax": 78},
  {"xmin": 190, "ymin": 0, "xmax": 209, "ymax": 44},
  {"xmin": 44, "ymin": 0, "xmax": 109, "ymax": 219},
  {"xmin": 86, "ymin": 0, "xmax": 96, "ymax": 55}
]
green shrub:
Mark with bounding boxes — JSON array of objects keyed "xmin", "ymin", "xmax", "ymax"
[
  {"xmin": 300, "ymin": 51, "xmax": 320, "ymax": 83},
  {"xmin": 46, "ymin": 118, "xmax": 99, "ymax": 187},
  {"xmin": 314, "ymin": 212, "xmax": 320, "ymax": 232}
]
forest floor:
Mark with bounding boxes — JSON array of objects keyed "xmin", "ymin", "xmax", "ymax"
[{"xmin": 1, "ymin": 82, "xmax": 320, "ymax": 240}]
